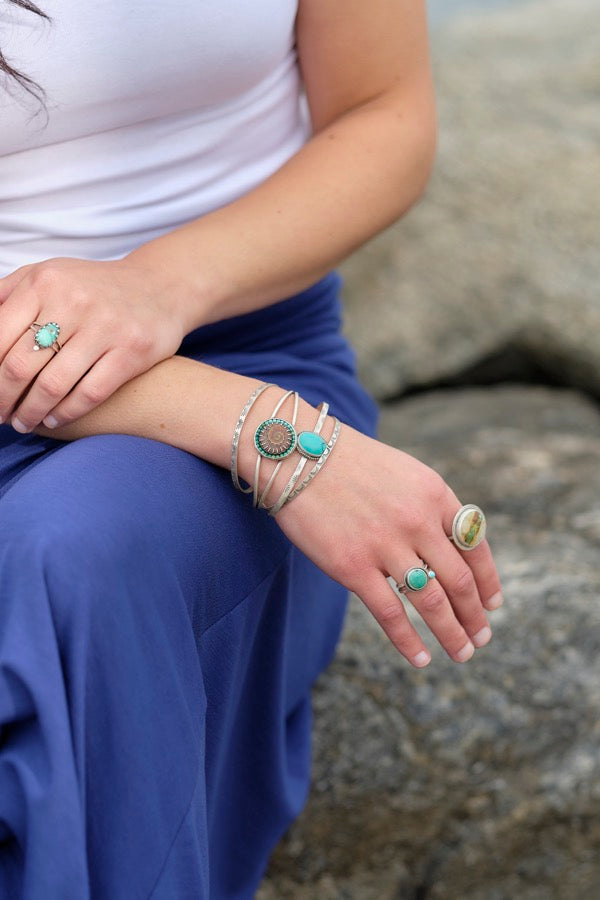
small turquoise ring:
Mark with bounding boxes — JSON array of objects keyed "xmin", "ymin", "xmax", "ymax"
[
  {"xmin": 29, "ymin": 321, "xmax": 62, "ymax": 353},
  {"xmin": 396, "ymin": 562, "xmax": 437, "ymax": 593}
]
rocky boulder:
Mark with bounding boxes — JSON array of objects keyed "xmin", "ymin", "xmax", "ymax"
[{"xmin": 340, "ymin": 0, "xmax": 600, "ymax": 400}]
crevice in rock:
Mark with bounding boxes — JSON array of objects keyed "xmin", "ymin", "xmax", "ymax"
[
  {"xmin": 412, "ymin": 884, "xmax": 430, "ymax": 900},
  {"xmin": 382, "ymin": 342, "xmax": 600, "ymax": 406}
]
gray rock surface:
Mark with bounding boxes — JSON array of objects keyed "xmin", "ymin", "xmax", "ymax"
[
  {"xmin": 257, "ymin": 385, "xmax": 600, "ymax": 898},
  {"xmin": 340, "ymin": 0, "xmax": 600, "ymax": 400}
]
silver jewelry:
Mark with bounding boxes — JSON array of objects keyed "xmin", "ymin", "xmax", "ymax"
[
  {"xmin": 259, "ymin": 403, "xmax": 329, "ymax": 512},
  {"xmin": 268, "ymin": 417, "xmax": 341, "ymax": 516},
  {"xmin": 396, "ymin": 561, "xmax": 436, "ymax": 593},
  {"xmin": 29, "ymin": 321, "xmax": 62, "ymax": 353},
  {"xmin": 448, "ymin": 504, "xmax": 487, "ymax": 550},
  {"xmin": 231, "ymin": 382, "xmax": 276, "ymax": 493},
  {"xmin": 252, "ymin": 390, "xmax": 299, "ymax": 508}
]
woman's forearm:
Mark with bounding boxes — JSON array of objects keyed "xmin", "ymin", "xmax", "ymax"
[
  {"xmin": 36, "ymin": 357, "xmax": 320, "ymax": 494},
  {"xmin": 126, "ymin": 87, "xmax": 436, "ymax": 333}
]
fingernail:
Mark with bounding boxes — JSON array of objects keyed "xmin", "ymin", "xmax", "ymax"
[
  {"xmin": 472, "ymin": 625, "xmax": 492, "ymax": 648},
  {"xmin": 413, "ymin": 650, "xmax": 431, "ymax": 667},
  {"xmin": 12, "ymin": 417, "xmax": 30, "ymax": 434},
  {"xmin": 0, "ymin": 416, "xmax": 4, "ymax": 424},
  {"xmin": 43, "ymin": 415, "xmax": 59, "ymax": 429},
  {"xmin": 486, "ymin": 591, "xmax": 504, "ymax": 610},
  {"xmin": 456, "ymin": 641, "xmax": 475, "ymax": 662}
]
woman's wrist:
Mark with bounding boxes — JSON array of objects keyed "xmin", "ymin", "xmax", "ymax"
[
  {"xmin": 119, "ymin": 247, "xmax": 210, "ymax": 337},
  {"xmin": 239, "ymin": 392, "xmax": 327, "ymax": 507}
]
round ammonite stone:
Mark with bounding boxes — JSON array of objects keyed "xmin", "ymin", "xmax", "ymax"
[
  {"xmin": 254, "ymin": 418, "xmax": 297, "ymax": 459},
  {"xmin": 452, "ymin": 504, "xmax": 487, "ymax": 550}
]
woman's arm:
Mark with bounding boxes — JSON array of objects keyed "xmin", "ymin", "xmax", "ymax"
[
  {"xmin": 127, "ymin": 0, "xmax": 437, "ymax": 329},
  {"xmin": 0, "ymin": 0, "xmax": 436, "ymax": 432},
  {"xmin": 37, "ymin": 354, "xmax": 503, "ymax": 671}
]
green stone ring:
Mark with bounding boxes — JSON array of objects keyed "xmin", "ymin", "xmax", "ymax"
[
  {"xmin": 449, "ymin": 504, "xmax": 487, "ymax": 550},
  {"xmin": 397, "ymin": 562, "xmax": 437, "ymax": 593},
  {"xmin": 254, "ymin": 417, "xmax": 297, "ymax": 460},
  {"xmin": 30, "ymin": 321, "xmax": 62, "ymax": 353}
]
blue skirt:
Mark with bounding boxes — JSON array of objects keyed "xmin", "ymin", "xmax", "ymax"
[{"xmin": 0, "ymin": 272, "xmax": 378, "ymax": 899}]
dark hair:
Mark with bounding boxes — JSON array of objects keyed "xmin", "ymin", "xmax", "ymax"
[{"xmin": 1, "ymin": 1, "xmax": 50, "ymax": 105}]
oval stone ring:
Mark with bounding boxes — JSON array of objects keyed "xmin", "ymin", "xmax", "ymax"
[
  {"xmin": 29, "ymin": 321, "xmax": 62, "ymax": 354},
  {"xmin": 449, "ymin": 503, "xmax": 487, "ymax": 551}
]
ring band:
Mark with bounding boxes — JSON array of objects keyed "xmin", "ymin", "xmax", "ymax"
[
  {"xmin": 396, "ymin": 561, "xmax": 436, "ymax": 593},
  {"xmin": 448, "ymin": 503, "xmax": 487, "ymax": 550},
  {"xmin": 30, "ymin": 321, "xmax": 62, "ymax": 353}
]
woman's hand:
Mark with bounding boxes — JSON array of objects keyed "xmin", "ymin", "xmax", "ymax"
[
  {"xmin": 0, "ymin": 256, "xmax": 188, "ymax": 432},
  {"xmin": 275, "ymin": 423, "xmax": 503, "ymax": 668}
]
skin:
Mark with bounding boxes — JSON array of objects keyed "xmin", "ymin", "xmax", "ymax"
[{"xmin": 0, "ymin": 0, "xmax": 503, "ymax": 666}]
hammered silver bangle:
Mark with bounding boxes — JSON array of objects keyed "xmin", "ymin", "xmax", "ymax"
[
  {"xmin": 268, "ymin": 417, "xmax": 341, "ymax": 517},
  {"xmin": 262, "ymin": 402, "xmax": 329, "ymax": 514},
  {"xmin": 231, "ymin": 382, "xmax": 276, "ymax": 493},
  {"xmin": 252, "ymin": 389, "xmax": 299, "ymax": 508}
]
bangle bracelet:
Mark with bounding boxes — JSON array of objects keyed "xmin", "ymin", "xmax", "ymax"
[
  {"xmin": 231, "ymin": 382, "xmax": 276, "ymax": 493},
  {"xmin": 268, "ymin": 417, "xmax": 341, "ymax": 516},
  {"xmin": 261, "ymin": 402, "xmax": 329, "ymax": 513},
  {"xmin": 252, "ymin": 390, "xmax": 299, "ymax": 508}
]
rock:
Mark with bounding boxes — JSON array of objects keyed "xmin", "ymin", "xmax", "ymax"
[
  {"xmin": 340, "ymin": 0, "xmax": 600, "ymax": 400},
  {"xmin": 257, "ymin": 385, "xmax": 600, "ymax": 898}
]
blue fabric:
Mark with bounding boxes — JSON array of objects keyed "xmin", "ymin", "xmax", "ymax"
[{"xmin": 0, "ymin": 272, "xmax": 378, "ymax": 899}]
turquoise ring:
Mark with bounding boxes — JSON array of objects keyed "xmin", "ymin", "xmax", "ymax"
[
  {"xmin": 30, "ymin": 321, "xmax": 62, "ymax": 353},
  {"xmin": 397, "ymin": 562, "xmax": 436, "ymax": 593}
]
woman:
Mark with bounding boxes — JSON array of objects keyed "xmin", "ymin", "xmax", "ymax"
[{"xmin": 0, "ymin": 1, "xmax": 503, "ymax": 897}]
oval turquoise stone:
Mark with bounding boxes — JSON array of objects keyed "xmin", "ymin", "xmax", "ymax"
[
  {"xmin": 298, "ymin": 431, "xmax": 327, "ymax": 459},
  {"xmin": 35, "ymin": 323, "xmax": 59, "ymax": 348},
  {"xmin": 406, "ymin": 568, "xmax": 428, "ymax": 591}
]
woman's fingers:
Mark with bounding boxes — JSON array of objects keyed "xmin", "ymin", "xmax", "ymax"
[
  {"xmin": 393, "ymin": 558, "xmax": 478, "ymax": 663},
  {"xmin": 359, "ymin": 570, "xmax": 432, "ymax": 668},
  {"xmin": 453, "ymin": 539, "xmax": 503, "ymax": 611},
  {"xmin": 0, "ymin": 326, "xmax": 56, "ymax": 426},
  {"xmin": 412, "ymin": 540, "xmax": 492, "ymax": 654},
  {"xmin": 389, "ymin": 499, "xmax": 502, "ymax": 662},
  {"xmin": 41, "ymin": 349, "xmax": 137, "ymax": 427},
  {"xmin": 441, "ymin": 496, "xmax": 503, "ymax": 610},
  {"xmin": 8, "ymin": 334, "xmax": 103, "ymax": 431},
  {"xmin": 383, "ymin": 499, "xmax": 501, "ymax": 662}
]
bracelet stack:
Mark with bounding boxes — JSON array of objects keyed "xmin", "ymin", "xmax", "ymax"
[{"xmin": 230, "ymin": 382, "xmax": 341, "ymax": 515}]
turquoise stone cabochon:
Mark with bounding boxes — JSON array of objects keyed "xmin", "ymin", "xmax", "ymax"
[
  {"xmin": 297, "ymin": 431, "xmax": 327, "ymax": 459},
  {"xmin": 405, "ymin": 567, "xmax": 429, "ymax": 591},
  {"xmin": 34, "ymin": 322, "xmax": 60, "ymax": 349}
]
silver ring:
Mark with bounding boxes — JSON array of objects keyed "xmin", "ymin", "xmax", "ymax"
[
  {"xmin": 448, "ymin": 504, "xmax": 487, "ymax": 550},
  {"xmin": 29, "ymin": 321, "xmax": 62, "ymax": 353},
  {"xmin": 396, "ymin": 561, "xmax": 436, "ymax": 593}
]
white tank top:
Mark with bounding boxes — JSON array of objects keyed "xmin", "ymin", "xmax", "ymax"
[{"xmin": 0, "ymin": 0, "xmax": 309, "ymax": 275}]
